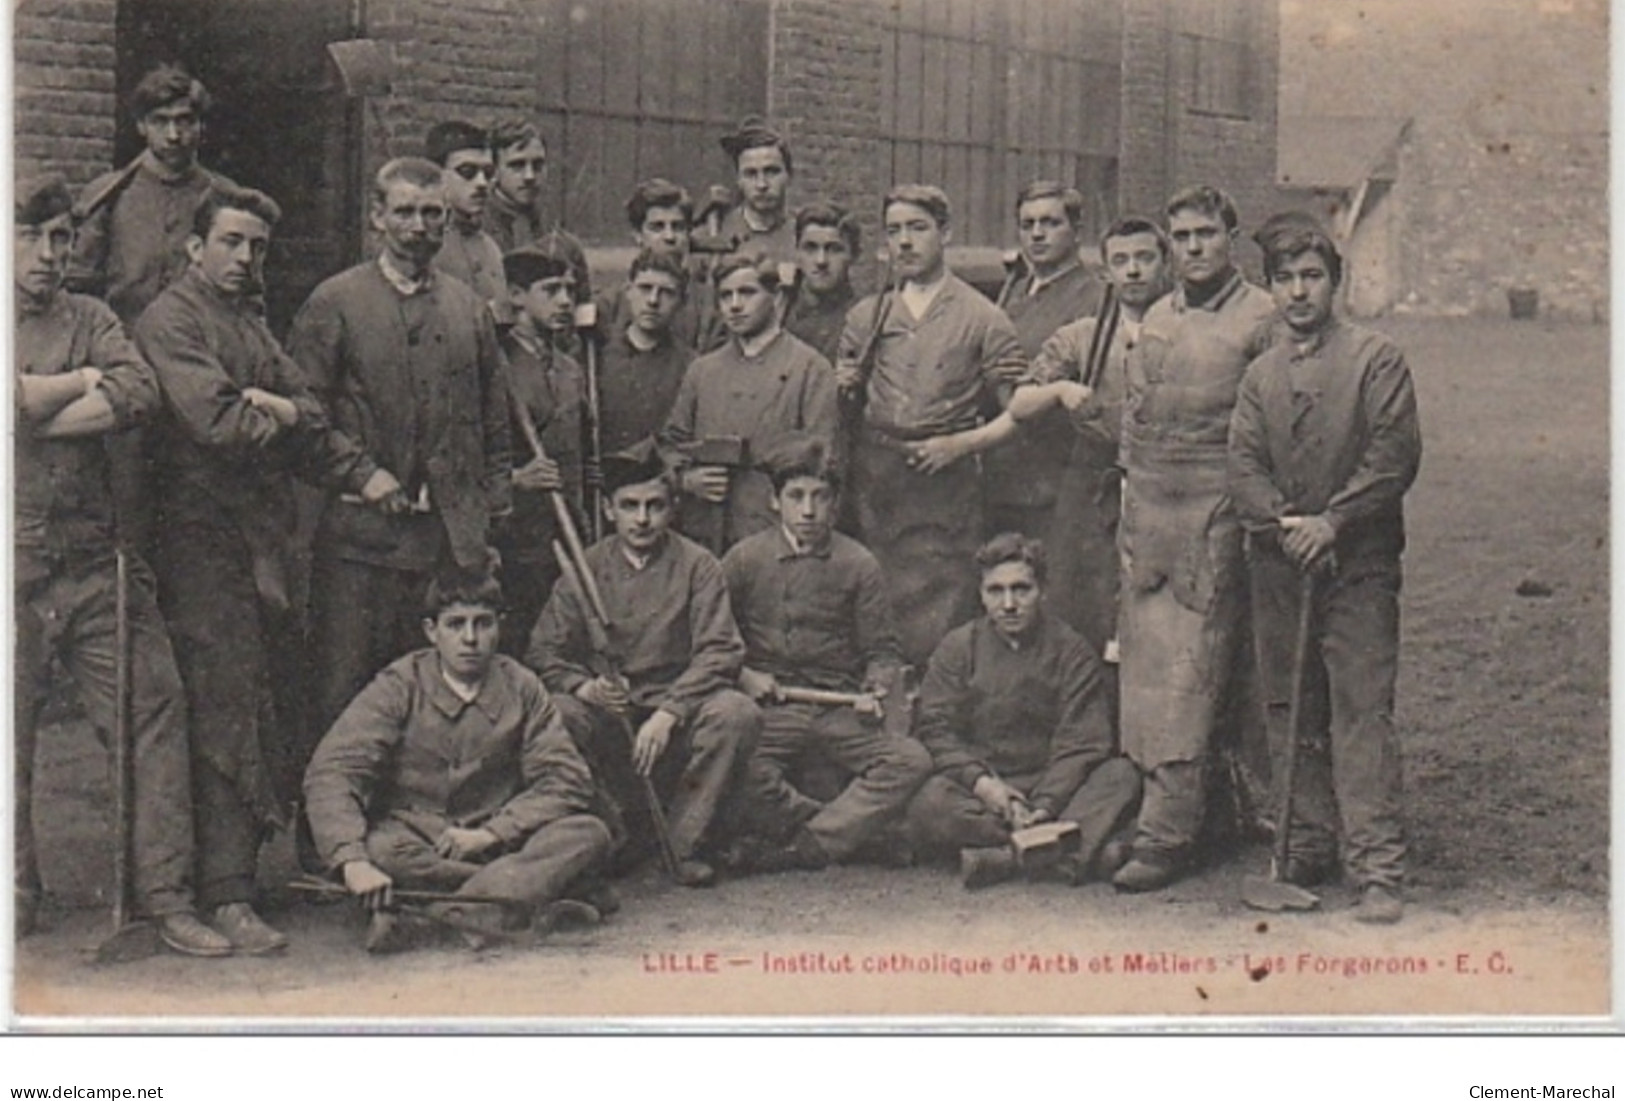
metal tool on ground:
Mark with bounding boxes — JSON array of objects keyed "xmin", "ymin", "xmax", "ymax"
[
  {"xmin": 287, "ymin": 872, "xmax": 522, "ymax": 910},
  {"xmin": 92, "ymin": 549, "xmax": 160, "ymax": 964},
  {"xmin": 550, "ymin": 539, "xmax": 684, "ymax": 882},
  {"xmin": 1242, "ymin": 569, "xmax": 1322, "ymax": 913}
]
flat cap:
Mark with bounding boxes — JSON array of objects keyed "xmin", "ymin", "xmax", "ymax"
[
  {"xmin": 16, "ymin": 175, "xmax": 75, "ymax": 227},
  {"xmin": 425, "ymin": 119, "xmax": 489, "ymax": 166},
  {"xmin": 503, "ymin": 245, "xmax": 571, "ymax": 289},
  {"xmin": 600, "ymin": 438, "xmax": 669, "ymax": 495}
]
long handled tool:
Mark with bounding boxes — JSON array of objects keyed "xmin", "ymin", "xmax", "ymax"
[
  {"xmin": 550, "ymin": 540, "xmax": 684, "ymax": 882},
  {"xmin": 573, "ymin": 301, "xmax": 606, "ymax": 541},
  {"xmin": 93, "ymin": 549, "xmax": 160, "ymax": 963},
  {"xmin": 1242, "ymin": 570, "xmax": 1322, "ymax": 912}
]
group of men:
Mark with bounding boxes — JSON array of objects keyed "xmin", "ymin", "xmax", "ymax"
[{"xmin": 15, "ymin": 61, "xmax": 1421, "ymax": 959}]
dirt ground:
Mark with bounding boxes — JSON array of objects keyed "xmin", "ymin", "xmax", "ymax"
[{"xmin": 8, "ymin": 316, "xmax": 1611, "ymax": 1022}]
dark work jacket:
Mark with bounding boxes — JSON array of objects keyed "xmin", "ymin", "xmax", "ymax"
[{"xmin": 286, "ymin": 260, "xmax": 513, "ymax": 572}]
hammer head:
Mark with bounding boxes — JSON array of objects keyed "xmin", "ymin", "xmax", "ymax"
[
  {"xmin": 1010, "ymin": 820, "xmax": 1081, "ymax": 871},
  {"xmin": 685, "ymin": 435, "xmax": 748, "ymax": 468}
]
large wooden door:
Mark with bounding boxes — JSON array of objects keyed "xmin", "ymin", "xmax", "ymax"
[{"xmin": 116, "ymin": 0, "xmax": 363, "ymax": 335}]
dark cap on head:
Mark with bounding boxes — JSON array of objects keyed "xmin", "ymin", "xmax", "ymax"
[
  {"xmin": 131, "ymin": 64, "xmax": 210, "ymax": 119},
  {"xmin": 720, "ymin": 116, "xmax": 789, "ymax": 163},
  {"xmin": 425, "ymin": 120, "xmax": 489, "ymax": 166},
  {"xmin": 503, "ymin": 245, "xmax": 571, "ymax": 289},
  {"xmin": 600, "ymin": 438, "xmax": 669, "ymax": 495},
  {"xmin": 15, "ymin": 175, "xmax": 75, "ymax": 227}
]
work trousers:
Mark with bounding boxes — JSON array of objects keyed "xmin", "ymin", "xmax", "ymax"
[
  {"xmin": 365, "ymin": 812, "xmax": 612, "ymax": 929},
  {"xmin": 853, "ymin": 433, "xmax": 983, "ymax": 667},
  {"xmin": 904, "ymin": 758, "xmax": 1142, "ymax": 867},
  {"xmin": 309, "ymin": 556, "xmax": 436, "ymax": 744},
  {"xmin": 553, "ymin": 690, "xmax": 759, "ymax": 865},
  {"xmin": 494, "ymin": 551, "xmax": 560, "ymax": 662},
  {"xmin": 1249, "ymin": 550, "xmax": 1406, "ymax": 889},
  {"xmin": 741, "ymin": 702, "xmax": 932, "ymax": 860},
  {"xmin": 155, "ymin": 523, "xmax": 306, "ymax": 909},
  {"xmin": 15, "ymin": 557, "xmax": 196, "ymax": 917},
  {"xmin": 1044, "ymin": 444, "xmax": 1123, "ymax": 659}
]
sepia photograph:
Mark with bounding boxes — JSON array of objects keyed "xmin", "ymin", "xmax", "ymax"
[{"xmin": 6, "ymin": 0, "xmax": 1612, "ymax": 1026}]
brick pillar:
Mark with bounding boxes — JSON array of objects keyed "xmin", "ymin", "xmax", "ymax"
[{"xmin": 14, "ymin": 0, "xmax": 119, "ymax": 185}]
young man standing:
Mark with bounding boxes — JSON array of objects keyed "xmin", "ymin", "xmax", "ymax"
[
  {"xmin": 1111, "ymin": 185, "xmax": 1277, "ymax": 893},
  {"xmin": 661, "ymin": 254, "xmax": 838, "ymax": 553},
  {"xmin": 596, "ymin": 250, "xmax": 695, "ymax": 455},
  {"xmin": 425, "ymin": 119, "xmax": 506, "ymax": 308},
  {"xmin": 526, "ymin": 447, "xmax": 760, "ymax": 887},
  {"xmin": 14, "ymin": 176, "xmax": 229, "ymax": 956},
  {"xmin": 286, "ymin": 157, "xmax": 512, "ymax": 746},
  {"xmin": 493, "ymin": 246, "xmax": 589, "ymax": 656},
  {"xmin": 137, "ymin": 186, "xmax": 366, "ymax": 954},
  {"xmin": 837, "ymin": 184, "xmax": 1026, "ymax": 666},
  {"xmin": 983, "ymin": 182, "xmax": 1104, "ymax": 542},
  {"xmin": 305, "ymin": 571, "xmax": 612, "ymax": 953},
  {"xmin": 722, "ymin": 436, "xmax": 930, "ymax": 872},
  {"xmin": 1229, "ymin": 219, "xmax": 1421, "ymax": 924},
  {"xmin": 785, "ymin": 201, "xmax": 861, "ymax": 363},
  {"xmin": 905, "ymin": 535, "xmax": 1140, "ymax": 887},
  {"xmin": 486, "ymin": 119, "xmax": 591, "ymax": 302},
  {"xmin": 717, "ymin": 117, "xmax": 797, "ymax": 264}
]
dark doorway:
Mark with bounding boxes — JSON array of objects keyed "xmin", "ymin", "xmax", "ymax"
[{"xmin": 115, "ymin": 0, "xmax": 363, "ymax": 335}]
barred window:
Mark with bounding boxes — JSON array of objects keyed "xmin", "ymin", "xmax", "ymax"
[{"xmin": 1179, "ymin": 0, "xmax": 1254, "ymax": 119}]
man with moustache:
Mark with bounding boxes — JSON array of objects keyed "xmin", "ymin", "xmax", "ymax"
[
  {"xmin": 837, "ymin": 184, "xmax": 1026, "ymax": 666},
  {"xmin": 1229, "ymin": 218, "xmax": 1421, "ymax": 924},
  {"xmin": 14, "ymin": 175, "xmax": 229, "ymax": 956},
  {"xmin": 982, "ymin": 182, "xmax": 1104, "ymax": 542},
  {"xmin": 904, "ymin": 534, "xmax": 1140, "ymax": 887},
  {"xmin": 286, "ymin": 157, "xmax": 512, "ymax": 751},
  {"xmin": 425, "ymin": 119, "xmax": 506, "ymax": 308},
  {"xmin": 785, "ymin": 202, "xmax": 861, "ymax": 363},
  {"xmin": 1110, "ymin": 185, "xmax": 1277, "ymax": 893},
  {"xmin": 662, "ymin": 254, "xmax": 838, "ymax": 553},
  {"xmin": 527, "ymin": 446, "xmax": 760, "ymax": 888},
  {"xmin": 137, "ymin": 186, "xmax": 368, "ymax": 953}
]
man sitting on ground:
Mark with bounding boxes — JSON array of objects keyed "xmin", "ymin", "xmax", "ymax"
[
  {"xmin": 304, "ymin": 569, "xmax": 613, "ymax": 953},
  {"xmin": 905, "ymin": 534, "xmax": 1141, "ymax": 888}
]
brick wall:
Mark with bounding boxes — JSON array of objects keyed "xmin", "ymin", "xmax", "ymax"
[{"xmin": 14, "ymin": 0, "xmax": 120, "ymax": 185}]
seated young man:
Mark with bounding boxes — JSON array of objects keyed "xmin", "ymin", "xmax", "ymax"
[
  {"xmin": 905, "ymin": 534, "xmax": 1142, "ymax": 888},
  {"xmin": 722, "ymin": 435, "xmax": 931, "ymax": 872},
  {"xmin": 526, "ymin": 443, "xmax": 760, "ymax": 888},
  {"xmin": 304, "ymin": 569, "xmax": 613, "ymax": 953}
]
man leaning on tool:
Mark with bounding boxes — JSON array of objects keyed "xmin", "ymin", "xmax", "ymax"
[
  {"xmin": 285, "ymin": 156, "xmax": 512, "ymax": 749},
  {"xmin": 1228, "ymin": 215, "xmax": 1421, "ymax": 925},
  {"xmin": 137, "ymin": 185, "xmax": 368, "ymax": 954},
  {"xmin": 903, "ymin": 534, "xmax": 1140, "ymax": 888},
  {"xmin": 13, "ymin": 175, "xmax": 230, "ymax": 956},
  {"xmin": 305, "ymin": 568, "xmax": 612, "ymax": 953},
  {"xmin": 525, "ymin": 444, "xmax": 761, "ymax": 887},
  {"xmin": 722, "ymin": 435, "xmax": 930, "ymax": 873}
]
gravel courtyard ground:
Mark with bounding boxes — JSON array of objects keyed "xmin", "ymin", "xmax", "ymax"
[{"xmin": 10, "ymin": 316, "xmax": 1611, "ymax": 1022}]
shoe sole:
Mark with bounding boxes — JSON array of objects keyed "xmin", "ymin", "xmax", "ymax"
[{"xmin": 159, "ymin": 933, "xmax": 234, "ymax": 958}]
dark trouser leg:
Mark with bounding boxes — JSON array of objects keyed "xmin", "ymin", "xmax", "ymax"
[
  {"xmin": 364, "ymin": 817, "xmax": 483, "ymax": 891},
  {"xmin": 496, "ymin": 551, "xmax": 559, "ymax": 661},
  {"xmin": 14, "ymin": 588, "xmax": 51, "ymax": 906},
  {"xmin": 803, "ymin": 707, "xmax": 932, "ymax": 860},
  {"xmin": 310, "ymin": 557, "xmax": 429, "ymax": 741},
  {"xmin": 192, "ymin": 761, "xmax": 263, "ymax": 909},
  {"xmin": 1045, "ymin": 450, "xmax": 1122, "ymax": 659},
  {"xmin": 461, "ymin": 814, "xmax": 613, "ymax": 906},
  {"xmin": 1321, "ymin": 564, "xmax": 1407, "ymax": 890},
  {"xmin": 661, "ymin": 689, "xmax": 760, "ymax": 860},
  {"xmin": 1054, "ymin": 757, "xmax": 1142, "ymax": 868},
  {"xmin": 739, "ymin": 704, "xmax": 823, "ymax": 841},
  {"xmin": 1249, "ymin": 552, "xmax": 1339, "ymax": 868},
  {"xmin": 854, "ymin": 437, "xmax": 983, "ymax": 668},
  {"xmin": 59, "ymin": 561, "xmax": 196, "ymax": 917},
  {"xmin": 1133, "ymin": 760, "xmax": 1206, "ymax": 864},
  {"xmin": 903, "ymin": 775, "xmax": 1010, "ymax": 861}
]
